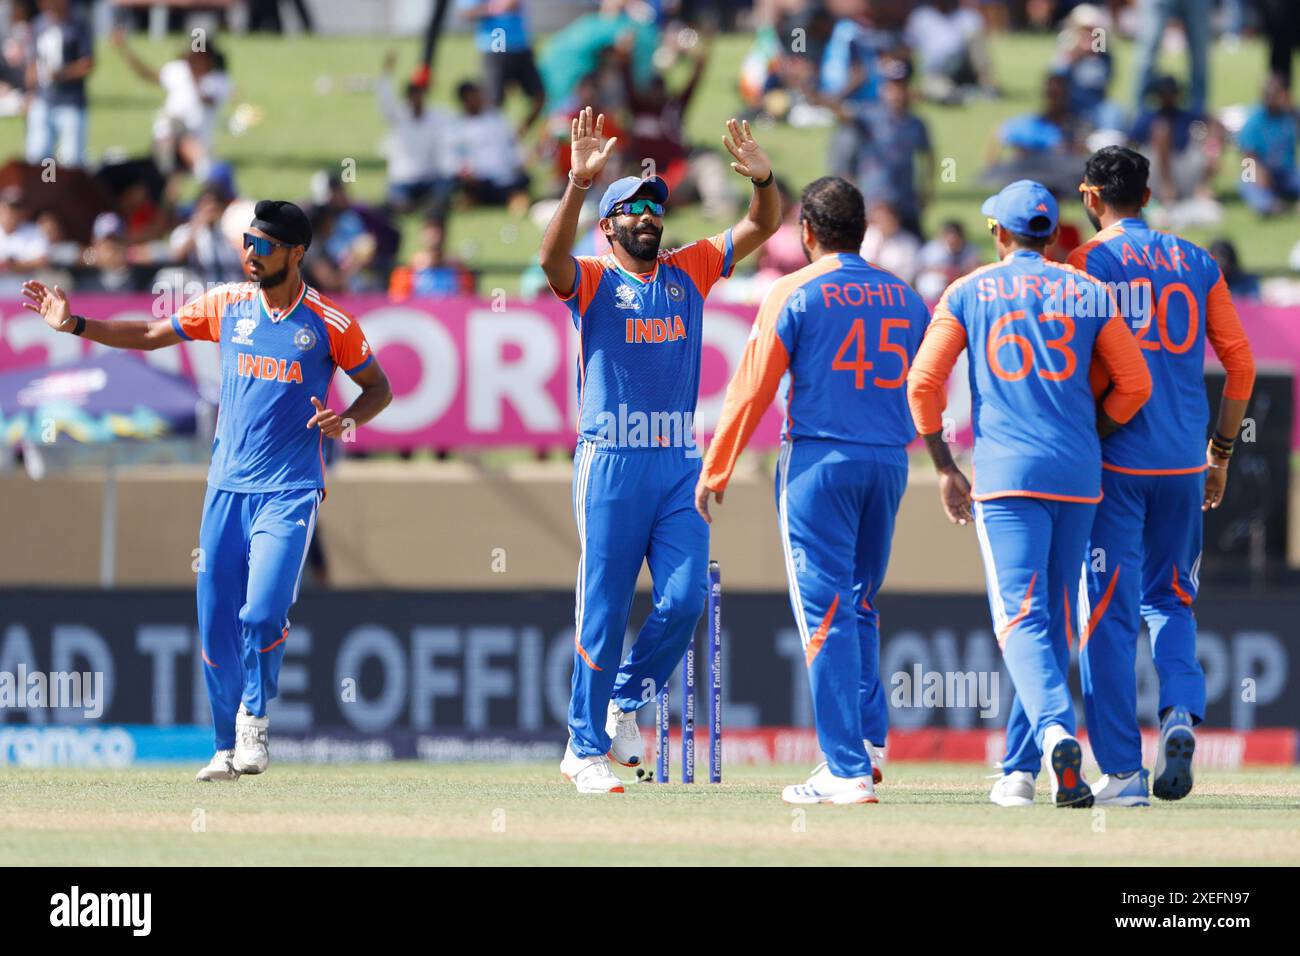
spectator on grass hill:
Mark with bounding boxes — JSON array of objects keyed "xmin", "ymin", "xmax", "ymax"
[
  {"xmin": 536, "ymin": 0, "xmax": 658, "ymax": 107},
  {"xmin": 310, "ymin": 171, "xmax": 401, "ymax": 286},
  {"xmin": 110, "ymin": 26, "xmax": 232, "ymax": 179},
  {"xmin": 983, "ymin": 73, "xmax": 1086, "ymax": 195},
  {"xmin": 617, "ymin": 32, "xmax": 733, "ymax": 219},
  {"xmin": 0, "ymin": 0, "xmax": 35, "ymax": 117},
  {"xmin": 915, "ymin": 220, "xmax": 982, "ymax": 301},
  {"xmin": 818, "ymin": 1, "xmax": 897, "ymax": 176},
  {"xmin": 388, "ymin": 214, "xmax": 476, "ymax": 300},
  {"xmin": 376, "ymin": 53, "xmax": 455, "ymax": 215},
  {"xmin": 1237, "ymin": 75, "xmax": 1300, "ymax": 217},
  {"xmin": 0, "ymin": 187, "xmax": 50, "ymax": 273},
  {"xmin": 1051, "ymin": 4, "xmax": 1125, "ymax": 133},
  {"xmin": 903, "ymin": 0, "xmax": 995, "ymax": 105},
  {"xmin": 35, "ymin": 208, "xmax": 81, "ymax": 268},
  {"xmin": 169, "ymin": 185, "xmax": 245, "ymax": 285},
  {"xmin": 853, "ymin": 61, "xmax": 933, "ymax": 237},
  {"xmin": 445, "ymin": 80, "xmax": 531, "ymax": 217},
  {"xmin": 1209, "ymin": 238, "xmax": 1260, "ymax": 300},
  {"xmin": 303, "ymin": 204, "xmax": 376, "ymax": 294},
  {"xmin": 860, "ymin": 199, "xmax": 921, "ymax": 285},
  {"xmin": 24, "ymin": 0, "xmax": 94, "ymax": 168},
  {"xmin": 456, "ymin": 0, "xmax": 545, "ymax": 137},
  {"xmin": 1130, "ymin": 0, "xmax": 1210, "ymax": 116},
  {"xmin": 77, "ymin": 213, "xmax": 141, "ymax": 293},
  {"xmin": 1130, "ymin": 74, "xmax": 1223, "ymax": 227}
]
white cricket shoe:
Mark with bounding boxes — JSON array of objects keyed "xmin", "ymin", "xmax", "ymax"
[
  {"xmin": 865, "ymin": 741, "xmax": 885, "ymax": 784},
  {"xmin": 560, "ymin": 744, "xmax": 626, "ymax": 794},
  {"xmin": 1091, "ymin": 769, "xmax": 1151, "ymax": 807},
  {"xmin": 605, "ymin": 701, "xmax": 642, "ymax": 767},
  {"xmin": 232, "ymin": 707, "xmax": 270, "ymax": 775},
  {"xmin": 1043, "ymin": 731, "xmax": 1093, "ymax": 808},
  {"xmin": 196, "ymin": 749, "xmax": 241, "ymax": 782},
  {"xmin": 781, "ymin": 762, "xmax": 878, "ymax": 805},
  {"xmin": 989, "ymin": 770, "xmax": 1035, "ymax": 807}
]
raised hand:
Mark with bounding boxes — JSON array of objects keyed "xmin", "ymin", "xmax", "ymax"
[
  {"xmin": 21, "ymin": 280, "xmax": 73, "ymax": 332},
  {"xmin": 570, "ymin": 106, "xmax": 618, "ymax": 183},
  {"xmin": 722, "ymin": 117, "xmax": 771, "ymax": 181}
]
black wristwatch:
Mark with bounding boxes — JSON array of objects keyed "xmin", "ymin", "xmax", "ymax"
[
  {"xmin": 70, "ymin": 314, "xmax": 87, "ymax": 336},
  {"xmin": 752, "ymin": 170, "xmax": 775, "ymax": 188}
]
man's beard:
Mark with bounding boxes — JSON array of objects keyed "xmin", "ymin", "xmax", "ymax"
[
  {"xmin": 1084, "ymin": 207, "xmax": 1101, "ymax": 232},
  {"xmin": 257, "ymin": 264, "xmax": 290, "ymax": 289},
  {"xmin": 800, "ymin": 234, "xmax": 812, "ymax": 264},
  {"xmin": 612, "ymin": 220, "xmax": 663, "ymax": 261}
]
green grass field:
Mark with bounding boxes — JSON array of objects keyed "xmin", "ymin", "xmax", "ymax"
[
  {"xmin": 1, "ymin": 29, "xmax": 1293, "ymax": 295},
  {"xmin": 2, "ymin": 762, "xmax": 1297, "ymax": 865}
]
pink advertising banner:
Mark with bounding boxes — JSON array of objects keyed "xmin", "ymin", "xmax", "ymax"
[{"xmin": 2, "ymin": 294, "xmax": 1297, "ymax": 451}]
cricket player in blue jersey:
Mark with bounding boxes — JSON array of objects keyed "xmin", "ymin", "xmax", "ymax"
[
  {"xmin": 1070, "ymin": 147, "xmax": 1256, "ymax": 805},
  {"xmin": 907, "ymin": 180, "xmax": 1152, "ymax": 808},
  {"xmin": 23, "ymin": 201, "xmax": 392, "ymax": 781},
  {"xmin": 697, "ymin": 176, "xmax": 931, "ymax": 804},
  {"xmin": 540, "ymin": 107, "xmax": 781, "ymax": 793}
]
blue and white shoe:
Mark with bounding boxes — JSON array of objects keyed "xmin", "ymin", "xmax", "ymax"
[
  {"xmin": 1045, "ymin": 735, "xmax": 1094, "ymax": 808},
  {"xmin": 1153, "ymin": 707, "xmax": 1195, "ymax": 801},
  {"xmin": 1091, "ymin": 769, "xmax": 1151, "ymax": 807}
]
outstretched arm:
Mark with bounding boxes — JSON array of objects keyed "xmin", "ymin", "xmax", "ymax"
[
  {"xmin": 110, "ymin": 26, "xmax": 161, "ymax": 85},
  {"xmin": 539, "ymin": 106, "xmax": 618, "ymax": 296},
  {"xmin": 22, "ymin": 281, "xmax": 181, "ymax": 351},
  {"xmin": 722, "ymin": 118, "xmax": 781, "ymax": 264}
]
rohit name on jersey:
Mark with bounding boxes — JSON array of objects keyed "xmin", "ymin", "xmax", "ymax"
[{"xmin": 624, "ymin": 315, "xmax": 687, "ymax": 343}]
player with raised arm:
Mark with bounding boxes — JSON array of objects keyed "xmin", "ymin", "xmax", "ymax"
[
  {"xmin": 1070, "ymin": 147, "xmax": 1256, "ymax": 805},
  {"xmin": 906, "ymin": 181, "xmax": 1152, "ymax": 808},
  {"xmin": 22, "ymin": 201, "xmax": 391, "ymax": 782},
  {"xmin": 695, "ymin": 176, "xmax": 930, "ymax": 805},
  {"xmin": 540, "ymin": 106, "xmax": 781, "ymax": 794}
]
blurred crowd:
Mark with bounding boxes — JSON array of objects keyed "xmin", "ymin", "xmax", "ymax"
[{"xmin": 1, "ymin": 0, "xmax": 1298, "ymax": 304}]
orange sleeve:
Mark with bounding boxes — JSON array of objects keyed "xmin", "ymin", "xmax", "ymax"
[
  {"xmin": 664, "ymin": 232, "xmax": 733, "ymax": 297},
  {"xmin": 548, "ymin": 257, "xmax": 606, "ymax": 317},
  {"xmin": 1093, "ymin": 312, "xmax": 1152, "ymax": 424},
  {"xmin": 1205, "ymin": 275, "xmax": 1256, "ymax": 401},
  {"xmin": 327, "ymin": 313, "xmax": 374, "ymax": 374},
  {"xmin": 699, "ymin": 289, "xmax": 791, "ymax": 492},
  {"xmin": 170, "ymin": 286, "xmax": 229, "ymax": 342},
  {"xmin": 906, "ymin": 305, "xmax": 966, "ymax": 436}
]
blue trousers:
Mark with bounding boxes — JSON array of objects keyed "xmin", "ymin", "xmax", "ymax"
[
  {"xmin": 776, "ymin": 440, "xmax": 906, "ymax": 778},
  {"xmin": 568, "ymin": 442, "xmax": 709, "ymax": 757},
  {"xmin": 1080, "ymin": 469, "xmax": 1205, "ymax": 774},
  {"xmin": 974, "ymin": 496, "xmax": 1095, "ymax": 774},
  {"xmin": 196, "ymin": 486, "xmax": 321, "ymax": 750}
]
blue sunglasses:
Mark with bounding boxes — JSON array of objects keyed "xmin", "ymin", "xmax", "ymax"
[
  {"xmin": 243, "ymin": 232, "xmax": 293, "ymax": 256},
  {"xmin": 610, "ymin": 199, "xmax": 665, "ymax": 217}
]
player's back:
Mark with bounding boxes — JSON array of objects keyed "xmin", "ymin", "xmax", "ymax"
[
  {"xmin": 775, "ymin": 252, "xmax": 930, "ymax": 448},
  {"xmin": 939, "ymin": 250, "xmax": 1114, "ymax": 500},
  {"xmin": 1069, "ymin": 218, "xmax": 1221, "ymax": 473}
]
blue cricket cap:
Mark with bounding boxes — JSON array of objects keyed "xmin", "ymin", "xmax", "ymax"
[
  {"xmin": 598, "ymin": 175, "xmax": 670, "ymax": 219},
  {"xmin": 981, "ymin": 180, "xmax": 1059, "ymax": 238}
]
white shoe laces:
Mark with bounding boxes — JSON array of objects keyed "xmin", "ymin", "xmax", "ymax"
[{"xmin": 613, "ymin": 709, "xmax": 639, "ymax": 740}]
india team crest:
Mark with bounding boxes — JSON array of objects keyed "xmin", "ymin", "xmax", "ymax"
[
  {"xmin": 232, "ymin": 317, "xmax": 257, "ymax": 346},
  {"xmin": 293, "ymin": 326, "xmax": 317, "ymax": 351},
  {"xmin": 614, "ymin": 285, "xmax": 638, "ymax": 309},
  {"xmin": 666, "ymin": 282, "xmax": 685, "ymax": 301}
]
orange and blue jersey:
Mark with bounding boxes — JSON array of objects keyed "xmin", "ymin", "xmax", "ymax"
[
  {"xmin": 170, "ymin": 281, "xmax": 373, "ymax": 492},
  {"xmin": 548, "ymin": 233, "xmax": 733, "ymax": 760},
  {"xmin": 551, "ymin": 231, "xmax": 734, "ymax": 444},
  {"xmin": 908, "ymin": 249, "xmax": 1152, "ymax": 502},
  {"xmin": 701, "ymin": 252, "xmax": 929, "ymax": 780},
  {"xmin": 702, "ymin": 251, "xmax": 929, "ymax": 490},
  {"xmin": 1067, "ymin": 217, "xmax": 1256, "ymax": 474}
]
